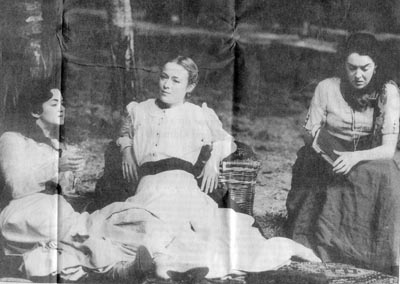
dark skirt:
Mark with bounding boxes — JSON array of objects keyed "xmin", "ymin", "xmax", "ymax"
[{"xmin": 285, "ymin": 145, "xmax": 400, "ymax": 275}]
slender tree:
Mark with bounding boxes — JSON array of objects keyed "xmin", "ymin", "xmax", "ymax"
[{"xmin": 108, "ymin": 0, "xmax": 140, "ymax": 108}]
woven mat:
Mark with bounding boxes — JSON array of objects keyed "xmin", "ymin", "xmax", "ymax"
[
  {"xmin": 269, "ymin": 261, "xmax": 398, "ymax": 284},
  {"xmin": 144, "ymin": 262, "xmax": 398, "ymax": 284},
  {"xmin": 1, "ymin": 262, "xmax": 396, "ymax": 283}
]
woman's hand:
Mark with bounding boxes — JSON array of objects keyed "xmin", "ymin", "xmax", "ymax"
[
  {"xmin": 198, "ymin": 157, "xmax": 219, "ymax": 194},
  {"xmin": 332, "ymin": 150, "xmax": 361, "ymax": 175},
  {"xmin": 122, "ymin": 147, "xmax": 138, "ymax": 183},
  {"xmin": 59, "ymin": 154, "xmax": 84, "ymax": 172}
]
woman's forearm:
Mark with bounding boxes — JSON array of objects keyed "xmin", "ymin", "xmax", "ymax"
[
  {"xmin": 357, "ymin": 145, "xmax": 395, "ymax": 161},
  {"xmin": 210, "ymin": 140, "xmax": 237, "ymax": 163},
  {"xmin": 356, "ymin": 134, "xmax": 398, "ymax": 162},
  {"xmin": 117, "ymin": 116, "xmax": 133, "ymax": 152}
]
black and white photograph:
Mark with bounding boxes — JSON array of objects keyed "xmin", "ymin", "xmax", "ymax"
[{"xmin": 0, "ymin": 0, "xmax": 400, "ymax": 283}]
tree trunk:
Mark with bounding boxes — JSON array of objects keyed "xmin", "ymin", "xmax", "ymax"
[
  {"xmin": 108, "ymin": 0, "xmax": 140, "ymax": 109},
  {"xmin": 0, "ymin": 0, "xmax": 62, "ymax": 132}
]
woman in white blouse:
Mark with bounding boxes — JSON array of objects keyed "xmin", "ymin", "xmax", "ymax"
[
  {"xmin": 0, "ymin": 64, "xmax": 319, "ymax": 282},
  {"xmin": 115, "ymin": 56, "xmax": 321, "ymax": 279},
  {"xmin": 0, "ymin": 80, "xmax": 156, "ymax": 282},
  {"xmin": 285, "ymin": 32, "xmax": 400, "ymax": 275}
]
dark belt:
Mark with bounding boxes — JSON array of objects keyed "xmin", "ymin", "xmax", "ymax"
[
  {"xmin": 40, "ymin": 181, "xmax": 62, "ymax": 195},
  {"xmin": 329, "ymin": 134, "xmax": 372, "ymax": 151},
  {"xmin": 138, "ymin": 158, "xmax": 195, "ymax": 178}
]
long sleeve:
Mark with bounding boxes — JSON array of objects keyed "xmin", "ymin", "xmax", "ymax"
[
  {"xmin": 116, "ymin": 101, "xmax": 138, "ymax": 151},
  {"xmin": 202, "ymin": 103, "xmax": 236, "ymax": 161},
  {"xmin": 304, "ymin": 83, "xmax": 328, "ymax": 137},
  {"xmin": 0, "ymin": 132, "xmax": 59, "ymax": 198},
  {"xmin": 379, "ymin": 83, "xmax": 400, "ymax": 135}
]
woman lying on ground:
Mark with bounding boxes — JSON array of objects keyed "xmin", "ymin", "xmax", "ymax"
[
  {"xmin": 0, "ymin": 62, "xmax": 320, "ymax": 282},
  {"xmin": 285, "ymin": 32, "xmax": 400, "ymax": 275},
  {"xmin": 0, "ymin": 80, "xmax": 154, "ymax": 282}
]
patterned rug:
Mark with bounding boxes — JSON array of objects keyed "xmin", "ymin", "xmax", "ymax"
[
  {"xmin": 245, "ymin": 262, "xmax": 399, "ymax": 284},
  {"xmin": 1, "ymin": 261, "xmax": 397, "ymax": 283},
  {"xmin": 144, "ymin": 261, "xmax": 398, "ymax": 284}
]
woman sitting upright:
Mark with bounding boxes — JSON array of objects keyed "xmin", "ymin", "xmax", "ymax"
[
  {"xmin": 116, "ymin": 56, "xmax": 320, "ymax": 278},
  {"xmin": 285, "ymin": 32, "xmax": 400, "ymax": 275}
]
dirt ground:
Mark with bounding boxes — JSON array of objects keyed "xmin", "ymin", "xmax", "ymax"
[
  {"xmin": 73, "ymin": 102, "xmax": 308, "ymax": 239},
  {"xmin": 234, "ymin": 113, "xmax": 306, "ymax": 238}
]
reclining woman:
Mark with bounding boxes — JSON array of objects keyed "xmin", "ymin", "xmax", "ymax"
[
  {"xmin": 285, "ymin": 32, "xmax": 400, "ymax": 275},
  {"xmin": 0, "ymin": 61, "xmax": 319, "ymax": 282},
  {"xmin": 115, "ymin": 55, "xmax": 320, "ymax": 278},
  {"xmin": 0, "ymin": 81, "xmax": 157, "ymax": 282}
]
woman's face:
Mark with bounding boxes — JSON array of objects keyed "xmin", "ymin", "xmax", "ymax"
[
  {"xmin": 159, "ymin": 62, "xmax": 195, "ymax": 107},
  {"xmin": 345, "ymin": 52, "xmax": 376, "ymax": 90},
  {"xmin": 35, "ymin": 89, "xmax": 65, "ymax": 126}
]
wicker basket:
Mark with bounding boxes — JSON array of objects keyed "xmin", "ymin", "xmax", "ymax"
[
  {"xmin": 91, "ymin": 141, "xmax": 261, "ymax": 215},
  {"xmin": 218, "ymin": 142, "xmax": 261, "ymax": 216}
]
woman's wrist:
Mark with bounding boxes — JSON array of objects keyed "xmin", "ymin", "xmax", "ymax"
[
  {"xmin": 353, "ymin": 151, "xmax": 363, "ymax": 163},
  {"xmin": 116, "ymin": 136, "xmax": 132, "ymax": 152},
  {"xmin": 208, "ymin": 153, "xmax": 221, "ymax": 168},
  {"xmin": 211, "ymin": 140, "xmax": 235, "ymax": 162},
  {"xmin": 122, "ymin": 145, "xmax": 132, "ymax": 154}
]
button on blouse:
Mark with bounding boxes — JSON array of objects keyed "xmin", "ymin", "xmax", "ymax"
[
  {"xmin": 304, "ymin": 77, "xmax": 400, "ymax": 141},
  {"xmin": 122, "ymin": 99, "xmax": 233, "ymax": 166}
]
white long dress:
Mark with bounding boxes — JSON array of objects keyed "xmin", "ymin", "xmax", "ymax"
[
  {"xmin": 0, "ymin": 101, "xmax": 317, "ymax": 281},
  {"xmin": 117, "ymin": 99, "xmax": 309, "ymax": 278}
]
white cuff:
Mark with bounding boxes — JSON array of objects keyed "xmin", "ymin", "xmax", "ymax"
[{"xmin": 116, "ymin": 137, "xmax": 132, "ymax": 152}]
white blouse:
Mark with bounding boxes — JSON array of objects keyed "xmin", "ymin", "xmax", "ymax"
[
  {"xmin": 117, "ymin": 99, "xmax": 234, "ymax": 166},
  {"xmin": 0, "ymin": 132, "xmax": 75, "ymax": 199},
  {"xmin": 304, "ymin": 77, "xmax": 400, "ymax": 141}
]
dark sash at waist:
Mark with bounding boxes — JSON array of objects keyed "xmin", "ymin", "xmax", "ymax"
[
  {"xmin": 138, "ymin": 158, "xmax": 195, "ymax": 178},
  {"xmin": 40, "ymin": 181, "xmax": 62, "ymax": 195},
  {"xmin": 333, "ymin": 134, "xmax": 372, "ymax": 151}
]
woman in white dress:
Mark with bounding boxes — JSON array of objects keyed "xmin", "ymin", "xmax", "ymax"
[
  {"xmin": 0, "ymin": 80, "xmax": 155, "ymax": 282},
  {"xmin": 116, "ymin": 56, "xmax": 321, "ymax": 278},
  {"xmin": 0, "ymin": 62, "xmax": 319, "ymax": 282}
]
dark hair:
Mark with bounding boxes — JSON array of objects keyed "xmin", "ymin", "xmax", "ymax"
[
  {"xmin": 337, "ymin": 32, "xmax": 390, "ymax": 92},
  {"xmin": 338, "ymin": 32, "xmax": 380, "ymax": 65},
  {"xmin": 165, "ymin": 56, "xmax": 199, "ymax": 86},
  {"xmin": 26, "ymin": 78, "xmax": 56, "ymax": 115},
  {"xmin": 10, "ymin": 78, "xmax": 64, "ymax": 142}
]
